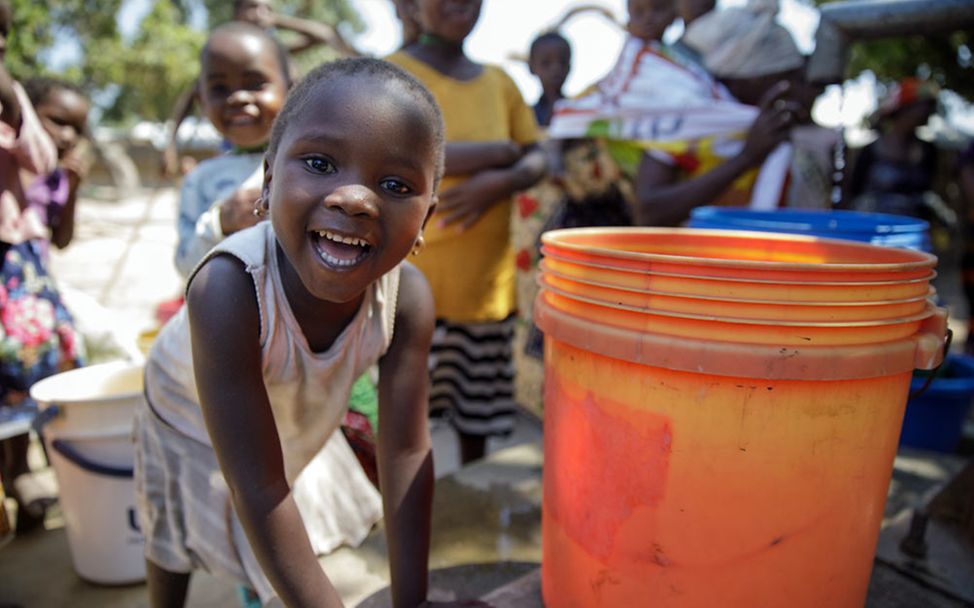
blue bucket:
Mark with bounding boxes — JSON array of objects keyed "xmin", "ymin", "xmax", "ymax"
[
  {"xmin": 688, "ymin": 207, "xmax": 931, "ymax": 252},
  {"xmin": 901, "ymin": 354, "xmax": 974, "ymax": 452}
]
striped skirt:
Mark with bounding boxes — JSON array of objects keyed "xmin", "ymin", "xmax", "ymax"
[{"xmin": 429, "ymin": 315, "xmax": 518, "ymax": 438}]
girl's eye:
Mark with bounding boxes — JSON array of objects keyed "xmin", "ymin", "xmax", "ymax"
[
  {"xmin": 304, "ymin": 157, "xmax": 335, "ymax": 174},
  {"xmin": 380, "ymin": 178, "xmax": 412, "ymax": 196}
]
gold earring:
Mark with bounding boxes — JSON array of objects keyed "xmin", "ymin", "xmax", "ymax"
[
  {"xmin": 411, "ymin": 234, "xmax": 425, "ymax": 256},
  {"xmin": 253, "ymin": 197, "xmax": 268, "ymax": 217}
]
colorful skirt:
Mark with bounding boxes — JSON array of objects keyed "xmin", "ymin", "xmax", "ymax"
[{"xmin": 0, "ymin": 240, "xmax": 84, "ymax": 404}]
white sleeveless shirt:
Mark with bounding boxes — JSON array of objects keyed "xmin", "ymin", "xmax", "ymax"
[{"xmin": 145, "ymin": 221, "xmax": 400, "ymax": 483}]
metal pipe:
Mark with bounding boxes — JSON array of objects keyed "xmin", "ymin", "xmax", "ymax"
[{"xmin": 807, "ymin": 0, "xmax": 974, "ymax": 84}]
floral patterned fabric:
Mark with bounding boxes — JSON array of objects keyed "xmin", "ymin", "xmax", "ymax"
[
  {"xmin": 511, "ymin": 139, "xmax": 634, "ymax": 416},
  {"xmin": 0, "ymin": 240, "xmax": 84, "ymax": 403}
]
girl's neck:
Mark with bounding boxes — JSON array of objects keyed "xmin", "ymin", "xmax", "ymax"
[
  {"xmin": 406, "ymin": 34, "xmax": 482, "ymax": 81},
  {"xmin": 418, "ymin": 32, "xmax": 464, "ymax": 54},
  {"xmin": 231, "ymin": 142, "xmax": 267, "ymax": 155},
  {"xmin": 275, "ymin": 242, "xmax": 364, "ymax": 353}
]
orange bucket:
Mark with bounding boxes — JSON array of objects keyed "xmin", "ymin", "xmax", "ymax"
[
  {"xmin": 541, "ymin": 227, "xmax": 937, "ymax": 283},
  {"xmin": 539, "ymin": 272, "xmax": 932, "ymax": 322},
  {"xmin": 536, "ymin": 228, "xmax": 947, "ymax": 608},
  {"xmin": 539, "ymin": 257, "xmax": 937, "ymax": 303}
]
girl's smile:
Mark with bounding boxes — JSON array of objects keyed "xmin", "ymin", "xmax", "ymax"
[{"xmin": 312, "ymin": 229, "xmax": 373, "ymax": 270}]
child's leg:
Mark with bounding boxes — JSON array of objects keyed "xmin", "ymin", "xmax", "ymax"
[
  {"xmin": 146, "ymin": 559, "xmax": 191, "ymax": 608},
  {"xmin": 458, "ymin": 432, "xmax": 487, "ymax": 464}
]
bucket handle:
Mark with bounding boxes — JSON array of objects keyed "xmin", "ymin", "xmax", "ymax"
[
  {"xmin": 31, "ymin": 404, "xmax": 60, "ymax": 435},
  {"xmin": 50, "ymin": 439, "xmax": 133, "ymax": 479},
  {"xmin": 909, "ymin": 327, "xmax": 953, "ymax": 400}
]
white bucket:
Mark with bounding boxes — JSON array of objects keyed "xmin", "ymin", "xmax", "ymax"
[{"xmin": 29, "ymin": 361, "xmax": 146, "ymax": 585}]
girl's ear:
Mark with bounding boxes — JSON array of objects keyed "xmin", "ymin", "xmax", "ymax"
[
  {"xmin": 261, "ymin": 156, "xmax": 273, "ymax": 204},
  {"xmin": 421, "ymin": 195, "xmax": 438, "ymax": 229}
]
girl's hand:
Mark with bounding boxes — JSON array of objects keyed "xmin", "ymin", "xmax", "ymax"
[
  {"xmin": 741, "ymin": 81, "xmax": 801, "ymax": 166},
  {"xmin": 61, "ymin": 141, "xmax": 92, "ymax": 185},
  {"xmin": 436, "ymin": 169, "xmax": 512, "ymax": 230},
  {"xmin": 219, "ymin": 186, "xmax": 263, "ymax": 235}
]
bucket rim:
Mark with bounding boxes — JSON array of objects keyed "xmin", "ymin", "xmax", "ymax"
[
  {"xmin": 29, "ymin": 360, "xmax": 144, "ymax": 407},
  {"xmin": 540, "ymin": 250, "xmax": 938, "ymax": 288},
  {"xmin": 689, "ymin": 206, "xmax": 931, "ymax": 235},
  {"xmin": 538, "ymin": 285, "xmax": 939, "ymax": 328},
  {"xmin": 541, "ymin": 227, "xmax": 937, "ymax": 273},
  {"xmin": 539, "ymin": 262, "xmax": 936, "ymax": 307},
  {"xmin": 535, "ymin": 296, "xmax": 948, "ymax": 380}
]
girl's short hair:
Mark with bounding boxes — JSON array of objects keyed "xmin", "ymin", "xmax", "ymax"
[
  {"xmin": 202, "ymin": 21, "xmax": 293, "ymax": 89},
  {"xmin": 23, "ymin": 77, "xmax": 88, "ymax": 107},
  {"xmin": 267, "ymin": 57, "xmax": 446, "ymax": 186},
  {"xmin": 529, "ymin": 31, "xmax": 571, "ymax": 63}
]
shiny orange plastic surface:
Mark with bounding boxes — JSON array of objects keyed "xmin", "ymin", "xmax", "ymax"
[
  {"xmin": 536, "ymin": 228, "xmax": 946, "ymax": 607},
  {"xmin": 540, "ymin": 257, "xmax": 936, "ymax": 303},
  {"xmin": 541, "ymin": 228, "xmax": 936, "ymax": 282},
  {"xmin": 541, "ymin": 340, "xmax": 909, "ymax": 608}
]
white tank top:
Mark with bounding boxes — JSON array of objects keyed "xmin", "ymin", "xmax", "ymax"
[{"xmin": 145, "ymin": 221, "xmax": 400, "ymax": 482}]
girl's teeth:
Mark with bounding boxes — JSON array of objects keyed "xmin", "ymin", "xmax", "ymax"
[
  {"xmin": 318, "ymin": 230, "xmax": 367, "ymax": 248},
  {"xmin": 320, "ymin": 252, "xmax": 359, "ymax": 267}
]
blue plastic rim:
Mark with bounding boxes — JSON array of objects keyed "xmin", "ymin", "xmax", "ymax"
[
  {"xmin": 688, "ymin": 207, "xmax": 931, "ymax": 251},
  {"xmin": 901, "ymin": 354, "xmax": 974, "ymax": 452}
]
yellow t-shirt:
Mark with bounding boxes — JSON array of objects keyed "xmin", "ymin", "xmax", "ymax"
[{"xmin": 387, "ymin": 51, "xmax": 540, "ymax": 323}]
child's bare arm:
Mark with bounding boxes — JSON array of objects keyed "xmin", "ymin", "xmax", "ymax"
[
  {"xmin": 269, "ymin": 12, "xmax": 358, "ymax": 57},
  {"xmin": 161, "ymin": 82, "xmax": 198, "ymax": 179},
  {"xmin": 437, "ymin": 144, "xmax": 547, "ymax": 230},
  {"xmin": 188, "ymin": 255, "xmax": 344, "ymax": 608},
  {"xmin": 444, "ymin": 141, "xmax": 521, "ymax": 176},
  {"xmin": 0, "ymin": 63, "xmax": 21, "ymax": 132},
  {"xmin": 377, "ymin": 263, "xmax": 436, "ymax": 608}
]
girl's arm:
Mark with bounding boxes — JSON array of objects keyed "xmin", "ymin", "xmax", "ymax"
[
  {"xmin": 377, "ymin": 263, "xmax": 436, "ymax": 608},
  {"xmin": 269, "ymin": 12, "xmax": 358, "ymax": 57},
  {"xmin": 161, "ymin": 82, "xmax": 198, "ymax": 179},
  {"xmin": 0, "ymin": 63, "xmax": 21, "ymax": 132},
  {"xmin": 444, "ymin": 141, "xmax": 521, "ymax": 176},
  {"xmin": 51, "ymin": 139, "xmax": 93, "ymax": 249},
  {"xmin": 437, "ymin": 144, "xmax": 548, "ymax": 230},
  {"xmin": 188, "ymin": 255, "xmax": 343, "ymax": 608},
  {"xmin": 633, "ymin": 87, "xmax": 801, "ymax": 226}
]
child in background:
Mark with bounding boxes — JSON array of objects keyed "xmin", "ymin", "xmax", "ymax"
[
  {"xmin": 387, "ymin": 0, "xmax": 547, "ymax": 464},
  {"xmin": 174, "ymin": 21, "xmax": 289, "ymax": 278},
  {"xmin": 161, "ymin": 0, "xmax": 356, "ymax": 178},
  {"xmin": 25, "ymin": 78, "xmax": 92, "ymax": 250},
  {"xmin": 528, "ymin": 32, "xmax": 571, "ymax": 128},
  {"xmin": 135, "ymin": 57, "xmax": 458, "ymax": 607},
  {"xmin": 627, "ymin": 0, "xmax": 677, "ymax": 43},
  {"xmin": 0, "ymin": 1, "xmax": 85, "ymax": 533}
]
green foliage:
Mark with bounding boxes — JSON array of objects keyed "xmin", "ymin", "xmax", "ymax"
[
  {"xmin": 813, "ymin": 0, "xmax": 973, "ymax": 98},
  {"xmin": 847, "ymin": 32, "xmax": 972, "ymax": 99},
  {"xmin": 3, "ymin": 0, "xmax": 360, "ymax": 125},
  {"xmin": 90, "ymin": 1, "xmax": 205, "ymax": 124}
]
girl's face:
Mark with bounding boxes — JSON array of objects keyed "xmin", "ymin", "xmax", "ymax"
[
  {"xmin": 627, "ymin": 0, "xmax": 675, "ymax": 42},
  {"xmin": 416, "ymin": 0, "xmax": 482, "ymax": 43},
  {"xmin": 265, "ymin": 76, "xmax": 438, "ymax": 305},
  {"xmin": 529, "ymin": 38, "xmax": 571, "ymax": 97},
  {"xmin": 199, "ymin": 31, "xmax": 287, "ymax": 149},
  {"xmin": 35, "ymin": 88, "xmax": 90, "ymax": 159},
  {"xmin": 235, "ymin": 0, "xmax": 273, "ymax": 28}
]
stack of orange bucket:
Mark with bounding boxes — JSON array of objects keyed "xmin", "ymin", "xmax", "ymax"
[{"xmin": 535, "ymin": 228, "xmax": 947, "ymax": 608}]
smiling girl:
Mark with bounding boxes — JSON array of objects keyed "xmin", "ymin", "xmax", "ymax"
[{"xmin": 134, "ymin": 58, "xmax": 465, "ymax": 608}]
